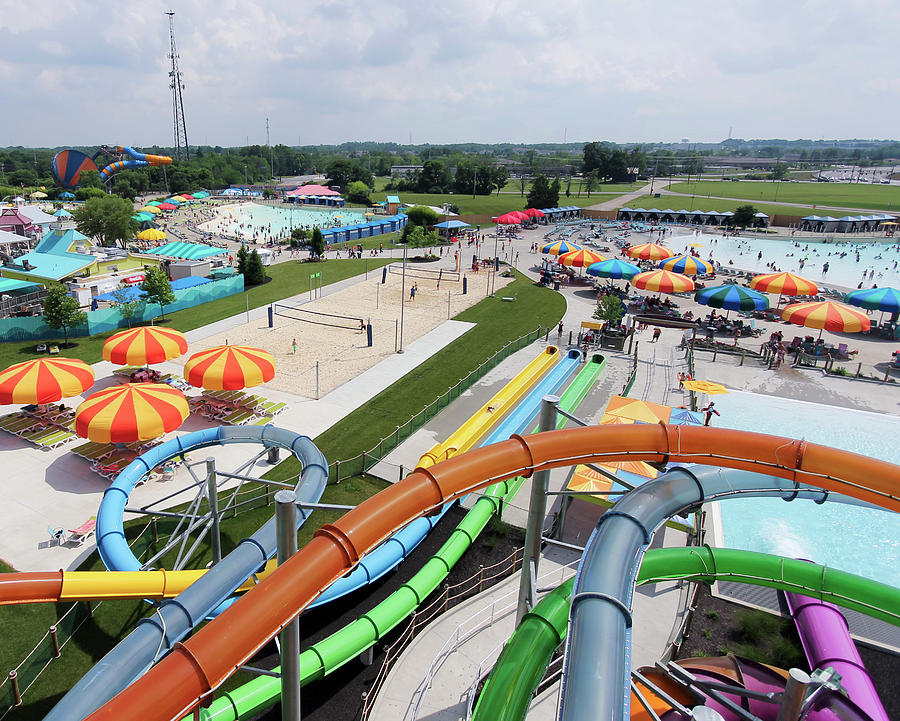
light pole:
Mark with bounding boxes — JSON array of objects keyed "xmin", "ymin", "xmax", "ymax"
[{"xmin": 398, "ymin": 243, "xmax": 407, "ymax": 353}]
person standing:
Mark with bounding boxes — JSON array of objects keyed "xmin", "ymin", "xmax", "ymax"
[
  {"xmin": 701, "ymin": 402, "xmax": 720, "ymax": 426},
  {"xmin": 292, "ymin": 338, "xmax": 297, "ymax": 355},
  {"xmin": 652, "ymin": 327, "xmax": 662, "ymax": 343}
]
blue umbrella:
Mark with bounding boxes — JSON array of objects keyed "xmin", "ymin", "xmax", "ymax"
[
  {"xmin": 695, "ymin": 284, "xmax": 769, "ymax": 312},
  {"xmin": 669, "ymin": 408, "xmax": 703, "ymax": 426},
  {"xmin": 59, "ymin": 191, "xmax": 75, "ymax": 199},
  {"xmin": 587, "ymin": 258, "xmax": 641, "ymax": 280},
  {"xmin": 844, "ymin": 287, "xmax": 900, "ymax": 313}
]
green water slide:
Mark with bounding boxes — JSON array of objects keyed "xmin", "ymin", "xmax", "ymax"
[
  {"xmin": 193, "ymin": 355, "xmax": 607, "ymax": 721},
  {"xmin": 472, "ymin": 545, "xmax": 900, "ymax": 721}
]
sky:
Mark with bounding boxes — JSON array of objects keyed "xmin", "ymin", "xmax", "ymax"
[{"xmin": 2, "ymin": 0, "xmax": 899, "ymax": 148}]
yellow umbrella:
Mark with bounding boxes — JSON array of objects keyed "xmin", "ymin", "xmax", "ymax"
[
  {"xmin": 687, "ymin": 243, "xmax": 705, "ymax": 248},
  {"xmin": 136, "ymin": 228, "xmax": 167, "ymax": 241},
  {"xmin": 140, "ymin": 206, "xmax": 162, "ymax": 214},
  {"xmin": 681, "ymin": 380, "xmax": 729, "ymax": 395},
  {"xmin": 568, "ymin": 464, "xmax": 613, "ymax": 493}
]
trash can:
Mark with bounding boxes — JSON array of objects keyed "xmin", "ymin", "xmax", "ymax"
[{"xmin": 553, "ymin": 280, "xmax": 561, "ymax": 291}]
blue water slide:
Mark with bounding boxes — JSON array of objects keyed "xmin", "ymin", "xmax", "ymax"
[
  {"xmin": 308, "ymin": 348, "xmax": 584, "ymax": 608},
  {"xmin": 46, "ymin": 425, "xmax": 328, "ymax": 721}
]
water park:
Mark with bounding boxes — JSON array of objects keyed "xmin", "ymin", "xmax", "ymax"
[{"xmin": 1, "ymin": 173, "xmax": 900, "ymax": 721}]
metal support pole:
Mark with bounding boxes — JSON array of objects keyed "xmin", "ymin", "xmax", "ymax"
[
  {"xmin": 206, "ymin": 458, "xmax": 221, "ymax": 565},
  {"xmin": 315, "ymin": 361, "xmax": 319, "ymax": 400},
  {"xmin": 398, "ymin": 244, "xmax": 407, "ymax": 353},
  {"xmin": 276, "ymin": 490, "xmax": 301, "ymax": 721},
  {"xmin": 776, "ymin": 668, "xmax": 811, "ymax": 721},
  {"xmin": 516, "ymin": 395, "xmax": 559, "ymax": 624}
]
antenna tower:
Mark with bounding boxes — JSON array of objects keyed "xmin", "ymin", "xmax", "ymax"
[{"xmin": 166, "ymin": 11, "xmax": 190, "ymax": 161}]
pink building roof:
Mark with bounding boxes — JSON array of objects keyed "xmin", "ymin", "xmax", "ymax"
[{"xmin": 286, "ymin": 184, "xmax": 341, "ymax": 197}]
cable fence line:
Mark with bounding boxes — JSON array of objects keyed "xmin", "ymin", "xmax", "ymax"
[{"xmin": 330, "ymin": 326, "xmax": 544, "ymax": 485}]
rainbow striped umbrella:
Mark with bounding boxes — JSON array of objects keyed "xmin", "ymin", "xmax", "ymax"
[
  {"xmin": 541, "ymin": 239, "xmax": 582, "ymax": 256},
  {"xmin": 694, "ymin": 284, "xmax": 769, "ymax": 312},
  {"xmin": 658, "ymin": 254, "xmax": 714, "ymax": 275},
  {"xmin": 630, "ymin": 270, "xmax": 695, "ymax": 294},
  {"xmin": 749, "ymin": 272, "xmax": 818, "ymax": 297},
  {"xmin": 183, "ymin": 345, "xmax": 276, "ymax": 390},
  {"xmin": 102, "ymin": 327, "xmax": 188, "ymax": 366},
  {"xmin": 586, "ymin": 259, "xmax": 641, "ymax": 280},
  {"xmin": 781, "ymin": 301, "xmax": 870, "ymax": 336},
  {"xmin": 75, "ymin": 383, "xmax": 188, "ymax": 443},
  {"xmin": 557, "ymin": 248, "xmax": 606, "ymax": 267},
  {"xmin": 844, "ymin": 287, "xmax": 900, "ymax": 313},
  {"xmin": 625, "ymin": 243, "xmax": 674, "ymax": 261},
  {"xmin": 0, "ymin": 358, "xmax": 95, "ymax": 405}
]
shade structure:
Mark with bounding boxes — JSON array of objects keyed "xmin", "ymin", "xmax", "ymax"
[
  {"xmin": 59, "ymin": 191, "xmax": 75, "ymax": 199},
  {"xmin": 541, "ymin": 239, "xmax": 582, "ymax": 256},
  {"xmin": 192, "ymin": 192, "xmax": 209, "ymax": 199},
  {"xmin": 604, "ymin": 395, "xmax": 671, "ymax": 424},
  {"xmin": 132, "ymin": 212, "xmax": 153, "ymax": 222},
  {"xmin": 749, "ymin": 271, "xmax": 818, "ymax": 297},
  {"xmin": 658, "ymin": 254, "xmax": 714, "ymax": 275},
  {"xmin": 681, "ymin": 380, "xmax": 729, "ymax": 395},
  {"xmin": 102, "ymin": 327, "xmax": 188, "ymax": 366},
  {"xmin": 511, "ymin": 210, "xmax": 530, "ymax": 221},
  {"xmin": 695, "ymin": 284, "xmax": 769, "ymax": 312},
  {"xmin": 587, "ymin": 258, "xmax": 641, "ymax": 280},
  {"xmin": 178, "ymin": 194, "xmax": 194, "ymax": 200},
  {"xmin": 157, "ymin": 203, "xmax": 177, "ymax": 211},
  {"xmin": 557, "ymin": 248, "xmax": 606, "ymax": 268},
  {"xmin": 75, "ymin": 383, "xmax": 188, "ymax": 443},
  {"xmin": 625, "ymin": 243, "xmax": 674, "ymax": 261},
  {"xmin": 495, "ymin": 212, "xmax": 522, "ymax": 225},
  {"xmin": 183, "ymin": 345, "xmax": 276, "ymax": 390},
  {"xmin": 844, "ymin": 287, "xmax": 900, "ymax": 313},
  {"xmin": 0, "ymin": 357, "xmax": 94, "ymax": 405},
  {"xmin": 781, "ymin": 300, "xmax": 870, "ymax": 334},
  {"xmin": 146, "ymin": 201, "xmax": 162, "ymax": 206},
  {"xmin": 631, "ymin": 270, "xmax": 695, "ymax": 294},
  {"xmin": 139, "ymin": 206, "xmax": 162, "ymax": 214},
  {"xmin": 166, "ymin": 197, "xmax": 183, "ymax": 204},
  {"xmin": 136, "ymin": 228, "xmax": 167, "ymax": 241},
  {"xmin": 525, "ymin": 208, "xmax": 545, "ymax": 218}
]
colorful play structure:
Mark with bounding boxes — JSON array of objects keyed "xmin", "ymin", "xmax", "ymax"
[
  {"xmin": 51, "ymin": 146, "xmax": 173, "ymax": 188},
  {"xmin": 0, "ymin": 344, "xmax": 897, "ymax": 721}
]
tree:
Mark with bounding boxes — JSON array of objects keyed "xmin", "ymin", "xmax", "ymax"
[
  {"xmin": 415, "ymin": 159, "xmax": 452, "ymax": 193},
  {"xmin": 404, "ymin": 205, "xmax": 439, "ymax": 228},
  {"xmin": 110, "ymin": 284, "xmax": 143, "ymax": 328},
  {"xmin": 584, "ymin": 170, "xmax": 598, "ymax": 197},
  {"xmin": 593, "ymin": 294, "xmax": 625, "ymax": 330},
  {"xmin": 346, "ymin": 180, "xmax": 371, "ymax": 205},
  {"xmin": 310, "ymin": 228, "xmax": 325, "ymax": 258},
  {"xmin": 518, "ymin": 175, "xmax": 528, "ymax": 197},
  {"xmin": 140, "ymin": 266, "xmax": 176, "ymax": 319},
  {"xmin": 290, "ymin": 227, "xmax": 310, "ymax": 248},
  {"xmin": 770, "ymin": 162, "xmax": 790, "ymax": 180},
  {"xmin": 565, "ymin": 176, "xmax": 572, "ymax": 197},
  {"xmin": 731, "ymin": 204, "xmax": 758, "ymax": 228},
  {"xmin": 73, "ymin": 195, "xmax": 139, "ymax": 248},
  {"xmin": 236, "ymin": 245, "xmax": 248, "ymax": 274},
  {"xmin": 42, "ymin": 284, "xmax": 86, "ymax": 347},
  {"xmin": 245, "ymin": 249, "xmax": 267, "ymax": 285},
  {"xmin": 406, "ymin": 225, "xmax": 438, "ymax": 249},
  {"xmin": 526, "ymin": 175, "xmax": 559, "ymax": 209}
]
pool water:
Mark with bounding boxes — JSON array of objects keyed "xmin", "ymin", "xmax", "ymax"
[
  {"xmin": 208, "ymin": 202, "xmax": 368, "ymax": 239},
  {"xmin": 711, "ymin": 390, "xmax": 900, "ymax": 589},
  {"xmin": 665, "ymin": 232, "xmax": 900, "ymax": 289}
]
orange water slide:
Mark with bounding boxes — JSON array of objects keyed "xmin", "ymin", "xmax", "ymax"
[{"xmin": 84, "ymin": 424, "xmax": 900, "ymax": 721}]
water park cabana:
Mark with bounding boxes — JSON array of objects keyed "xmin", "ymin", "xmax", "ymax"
[
  {"xmin": 285, "ymin": 185, "xmax": 345, "ymax": 207},
  {"xmin": 542, "ymin": 206, "xmax": 582, "ymax": 221},
  {"xmin": 800, "ymin": 214, "xmax": 897, "ymax": 233},
  {"xmin": 0, "ymin": 207, "xmax": 36, "ymax": 237},
  {"xmin": 144, "ymin": 241, "xmax": 228, "ymax": 261},
  {"xmin": 617, "ymin": 207, "xmax": 765, "ymax": 226},
  {"xmin": 319, "ymin": 214, "xmax": 408, "ymax": 244}
]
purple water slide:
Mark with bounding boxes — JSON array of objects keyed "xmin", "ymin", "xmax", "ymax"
[{"xmin": 786, "ymin": 589, "xmax": 888, "ymax": 721}]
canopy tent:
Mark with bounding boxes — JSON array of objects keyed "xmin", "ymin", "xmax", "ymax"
[
  {"xmin": 434, "ymin": 220, "xmax": 471, "ymax": 229},
  {"xmin": 53, "ymin": 208, "xmax": 73, "ymax": 218},
  {"xmin": 58, "ymin": 192, "xmax": 75, "ymax": 199},
  {"xmin": 18, "ymin": 206, "xmax": 57, "ymax": 225},
  {"xmin": 145, "ymin": 241, "xmax": 229, "ymax": 260},
  {"xmin": 92, "ymin": 276, "xmax": 211, "ymax": 303}
]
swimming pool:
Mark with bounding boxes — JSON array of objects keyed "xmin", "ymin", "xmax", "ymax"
[
  {"xmin": 710, "ymin": 390, "xmax": 900, "ymax": 589},
  {"xmin": 205, "ymin": 202, "xmax": 369, "ymax": 240},
  {"xmin": 665, "ymin": 232, "xmax": 900, "ymax": 289}
]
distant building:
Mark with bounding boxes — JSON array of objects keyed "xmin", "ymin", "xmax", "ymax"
[
  {"xmin": 385, "ymin": 195, "xmax": 401, "ymax": 214},
  {"xmin": 390, "ymin": 165, "xmax": 423, "ymax": 178}
]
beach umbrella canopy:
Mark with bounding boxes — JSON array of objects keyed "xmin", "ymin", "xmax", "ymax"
[
  {"xmin": 844, "ymin": 287, "xmax": 900, "ymax": 313},
  {"xmin": 59, "ymin": 191, "xmax": 75, "ymax": 199},
  {"xmin": 102, "ymin": 326, "xmax": 188, "ymax": 366},
  {"xmin": 0, "ymin": 357, "xmax": 95, "ymax": 405},
  {"xmin": 136, "ymin": 228, "xmax": 167, "ymax": 241},
  {"xmin": 604, "ymin": 395, "xmax": 671, "ymax": 424},
  {"xmin": 525, "ymin": 208, "xmax": 545, "ymax": 218},
  {"xmin": 139, "ymin": 205, "xmax": 162, "ymax": 214},
  {"xmin": 681, "ymin": 380, "xmax": 729, "ymax": 395},
  {"xmin": 30, "ymin": 191, "xmax": 48, "ymax": 199},
  {"xmin": 695, "ymin": 284, "xmax": 769, "ymax": 312},
  {"xmin": 183, "ymin": 345, "xmax": 276, "ymax": 390},
  {"xmin": 53, "ymin": 208, "xmax": 73, "ymax": 218},
  {"xmin": 749, "ymin": 271, "xmax": 818, "ymax": 297},
  {"xmin": 557, "ymin": 248, "xmax": 606, "ymax": 267},
  {"xmin": 132, "ymin": 212, "xmax": 153, "ymax": 222},
  {"xmin": 631, "ymin": 270, "xmax": 695, "ymax": 294},
  {"xmin": 625, "ymin": 243, "xmax": 674, "ymax": 261},
  {"xmin": 178, "ymin": 194, "xmax": 194, "ymax": 200},
  {"xmin": 495, "ymin": 212, "xmax": 522, "ymax": 225},
  {"xmin": 587, "ymin": 258, "xmax": 641, "ymax": 280},
  {"xmin": 541, "ymin": 239, "xmax": 582, "ymax": 256},
  {"xmin": 781, "ymin": 300, "xmax": 870, "ymax": 335},
  {"xmin": 687, "ymin": 242, "xmax": 704, "ymax": 248},
  {"xmin": 669, "ymin": 408, "xmax": 704, "ymax": 426},
  {"xmin": 146, "ymin": 201, "xmax": 162, "ymax": 206},
  {"xmin": 75, "ymin": 383, "xmax": 188, "ymax": 443},
  {"xmin": 658, "ymin": 254, "xmax": 714, "ymax": 275},
  {"xmin": 511, "ymin": 210, "xmax": 530, "ymax": 221},
  {"xmin": 157, "ymin": 202, "xmax": 177, "ymax": 211},
  {"xmin": 192, "ymin": 192, "xmax": 208, "ymax": 199},
  {"xmin": 166, "ymin": 197, "xmax": 183, "ymax": 205}
]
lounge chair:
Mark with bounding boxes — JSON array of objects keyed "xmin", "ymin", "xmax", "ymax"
[
  {"xmin": 48, "ymin": 525, "xmax": 66, "ymax": 546},
  {"xmin": 66, "ymin": 518, "xmax": 96, "ymax": 547}
]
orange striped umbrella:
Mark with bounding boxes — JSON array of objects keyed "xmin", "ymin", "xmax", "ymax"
[
  {"xmin": 0, "ymin": 357, "xmax": 95, "ymax": 404},
  {"xmin": 557, "ymin": 248, "xmax": 607, "ymax": 267},
  {"xmin": 183, "ymin": 345, "xmax": 276, "ymax": 390},
  {"xmin": 781, "ymin": 300, "xmax": 870, "ymax": 336},
  {"xmin": 102, "ymin": 327, "xmax": 188, "ymax": 366},
  {"xmin": 625, "ymin": 243, "xmax": 674, "ymax": 261},
  {"xmin": 630, "ymin": 270, "xmax": 695, "ymax": 294},
  {"xmin": 749, "ymin": 272, "xmax": 818, "ymax": 297},
  {"xmin": 75, "ymin": 383, "xmax": 189, "ymax": 443},
  {"xmin": 604, "ymin": 395, "xmax": 671, "ymax": 424}
]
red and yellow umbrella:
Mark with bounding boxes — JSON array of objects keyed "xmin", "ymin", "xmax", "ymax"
[
  {"xmin": 183, "ymin": 345, "xmax": 276, "ymax": 390},
  {"xmin": 0, "ymin": 357, "xmax": 95, "ymax": 405},
  {"xmin": 630, "ymin": 270, "xmax": 695, "ymax": 294},
  {"xmin": 749, "ymin": 272, "xmax": 818, "ymax": 297},
  {"xmin": 781, "ymin": 300, "xmax": 870, "ymax": 336},
  {"xmin": 75, "ymin": 383, "xmax": 189, "ymax": 443},
  {"xmin": 557, "ymin": 248, "xmax": 606, "ymax": 267},
  {"xmin": 625, "ymin": 243, "xmax": 674, "ymax": 261},
  {"xmin": 103, "ymin": 327, "xmax": 188, "ymax": 366}
]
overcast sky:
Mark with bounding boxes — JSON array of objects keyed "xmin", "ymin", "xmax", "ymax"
[{"xmin": 2, "ymin": 0, "xmax": 898, "ymax": 148}]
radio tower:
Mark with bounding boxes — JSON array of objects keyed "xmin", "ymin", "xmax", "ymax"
[{"xmin": 166, "ymin": 11, "xmax": 190, "ymax": 161}]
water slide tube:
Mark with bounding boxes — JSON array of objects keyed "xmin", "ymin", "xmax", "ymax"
[
  {"xmin": 42, "ymin": 425, "xmax": 328, "ymax": 721},
  {"xmin": 0, "ymin": 348, "xmax": 561, "ymax": 607},
  {"xmin": 181, "ymin": 353, "xmax": 604, "ymax": 721},
  {"xmin": 786, "ymin": 586, "xmax": 889, "ymax": 721},
  {"xmin": 474, "ymin": 545, "xmax": 900, "ymax": 721},
  {"xmin": 83, "ymin": 425, "xmax": 900, "ymax": 721},
  {"xmin": 98, "ymin": 146, "xmax": 172, "ymax": 182}
]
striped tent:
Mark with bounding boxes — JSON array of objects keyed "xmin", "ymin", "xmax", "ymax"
[{"xmin": 145, "ymin": 241, "xmax": 228, "ymax": 260}]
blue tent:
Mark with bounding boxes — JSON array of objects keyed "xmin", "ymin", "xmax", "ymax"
[{"xmin": 434, "ymin": 220, "xmax": 471, "ymax": 229}]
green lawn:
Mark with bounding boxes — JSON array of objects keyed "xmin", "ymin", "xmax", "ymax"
[
  {"xmin": 621, "ymin": 195, "xmax": 871, "ymax": 219},
  {"xmin": 370, "ymin": 191, "xmax": 623, "ymax": 217},
  {"xmin": 665, "ymin": 180, "xmax": 900, "ymax": 213},
  {"xmin": 0, "ymin": 258, "xmax": 392, "ymax": 370}
]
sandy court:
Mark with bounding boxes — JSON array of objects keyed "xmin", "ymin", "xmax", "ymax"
[{"xmin": 173, "ymin": 263, "xmax": 512, "ymax": 398}]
